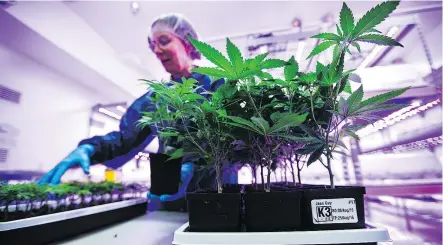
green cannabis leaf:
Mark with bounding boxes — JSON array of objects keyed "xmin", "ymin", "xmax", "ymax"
[
  {"xmin": 351, "ymin": 42, "xmax": 361, "ymax": 52},
  {"xmin": 351, "ymin": 1, "xmax": 400, "ymax": 38},
  {"xmin": 311, "ymin": 33, "xmax": 342, "ymax": 41},
  {"xmin": 284, "ymin": 56, "xmax": 299, "ymax": 82},
  {"xmin": 359, "ymin": 87, "xmax": 409, "ymax": 108},
  {"xmin": 336, "ymin": 24, "xmax": 343, "ymax": 36},
  {"xmin": 340, "ymin": 3, "xmax": 354, "ymax": 36},
  {"xmin": 191, "ymin": 67, "xmax": 230, "ymax": 78},
  {"xmin": 356, "ymin": 34, "xmax": 403, "ymax": 47},
  {"xmin": 188, "ymin": 36, "xmax": 234, "ymax": 74},
  {"xmin": 226, "ymin": 38, "xmax": 244, "ymax": 73},
  {"xmin": 261, "ymin": 59, "xmax": 286, "ymax": 69},
  {"xmin": 307, "ymin": 41, "xmax": 336, "ymax": 59}
]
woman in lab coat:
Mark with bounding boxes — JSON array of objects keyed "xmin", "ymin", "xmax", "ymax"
[{"xmin": 39, "ymin": 13, "xmax": 225, "ymax": 211}]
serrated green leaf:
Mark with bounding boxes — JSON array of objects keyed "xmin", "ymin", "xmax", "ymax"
[
  {"xmin": 251, "ymin": 117, "xmax": 270, "ymax": 134},
  {"xmin": 351, "ymin": 42, "xmax": 361, "ymax": 52},
  {"xmin": 359, "ymin": 87, "xmax": 409, "ymax": 108},
  {"xmin": 256, "ymin": 71, "xmax": 274, "ymax": 80},
  {"xmin": 272, "ymin": 134, "xmax": 322, "ymax": 143},
  {"xmin": 351, "ymin": 1, "xmax": 400, "ymax": 39},
  {"xmin": 245, "ymin": 53, "xmax": 268, "ymax": 69},
  {"xmin": 225, "ymin": 116, "xmax": 262, "ymax": 134},
  {"xmin": 343, "ymin": 81, "xmax": 352, "ymax": 94},
  {"xmin": 261, "ymin": 59, "xmax": 286, "ymax": 69},
  {"xmin": 345, "ymin": 130, "xmax": 360, "ymax": 140},
  {"xmin": 284, "ymin": 56, "xmax": 299, "ymax": 82},
  {"xmin": 316, "ymin": 62, "xmax": 326, "ymax": 75},
  {"xmin": 356, "ymin": 34, "xmax": 403, "ymax": 47},
  {"xmin": 300, "ymin": 72, "xmax": 317, "ymax": 83},
  {"xmin": 346, "ymin": 47, "xmax": 352, "ymax": 54},
  {"xmin": 337, "ymin": 74, "xmax": 350, "ymax": 94},
  {"xmin": 336, "ymin": 24, "xmax": 343, "ymax": 36},
  {"xmin": 167, "ymin": 148, "xmax": 185, "ymax": 161},
  {"xmin": 340, "ymin": 2, "xmax": 355, "ymax": 36},
  {"xmin": 226, "ymin": 38, "xmax": 244, "ymax": 73},
  {"xmin": 159, "ymin": 131, "xmax": 179, "ymax": 137},
  {"xmin": 268, "ymin": 113, "xmax": 308, "ymax": 134},
  {"xmin": 307, "ymin": 41, "xmax": 336, "ymax": 59},
  {"xmin": 329, "ymin": 51, "xmax": 345, "ymax": 83},
  {"xmin": 333, "ymin": 44, "xmax": 339, "ymax": 63},
  {"xmin": 307, "ymin": 145, "xmax": 325, "ymax": 166},
  {"xmin": 354, "ymin": 103, "xmax": 407, "ymax": 115},
  {"xmin": 188, "ymin": 36, "xmax": 234, "ymax": 74},
  {"xmin": 274, "ymin": 79, "xmax": 288, "ymax": 86},
  {"xmin": 343, "ymin": 124, "xmax": 366, "ymax": 132},
  {"xmin": 347, "ymin": 85, "xmax": 364, "ymax": 112},
  {"xmin": 311, "ymin": 32, "xmax": 342, "ymax": 41},
  {"xmin": 237, "ymin": 68, "xmax": 261, "ymax": 80},
  {"xmin": 270, "ymin": 112, "xmax": 293, "ymax": 122},
  {"xmin": 366, "ymin": 28, "xmax": 382, "ymax": 34},
  {"xmin": 224, "ymin": 122, "xmax": 262, "ymax": 135}
]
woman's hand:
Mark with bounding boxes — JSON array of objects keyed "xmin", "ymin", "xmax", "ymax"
[{"xmin": 38, "ymin": 144, "xmax": 95, "ymax": 185}]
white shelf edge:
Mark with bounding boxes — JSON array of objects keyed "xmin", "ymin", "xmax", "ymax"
[
  {"xmin": 0, "ymin": 198, "xmax": 147, "ymax": 232},
  {"xmin": 173, "ymin": 222, "xmax": 391, "ymax": 245}
]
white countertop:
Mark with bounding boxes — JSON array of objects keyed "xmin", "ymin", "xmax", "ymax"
[{"xmin": 54, "ymin": 211, "xmax": 188, "ymax": 245}]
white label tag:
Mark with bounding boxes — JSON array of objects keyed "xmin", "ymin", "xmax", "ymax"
[{"xmin": 311, "ymin": 198, "xmax": 358, "ymax": 224}]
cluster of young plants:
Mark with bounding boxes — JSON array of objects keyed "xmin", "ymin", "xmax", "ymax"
[
  {"xmin": 139, "ymin": 1, "xmax": 408, "ymax": 191},
  {"xmin": 0, "ymin": 182, "xmax": 141, "ymax": 222}
]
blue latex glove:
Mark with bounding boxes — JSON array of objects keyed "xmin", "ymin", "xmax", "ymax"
[
  {"xmin": 38, "ymin": 144, "xmax": 95, "ymax": 185},
  {"xmin": 159, "ymin": 162, "xmax": 194, "ymax": 202}
]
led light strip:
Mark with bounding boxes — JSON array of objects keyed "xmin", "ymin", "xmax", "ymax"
[
  {"xmin": 98, "ymin": 108, "xmax": 122, "ymax": 120},
  {"xmin": 357, "ymin": 99, "xmax": 441, "ymax": 137},
  {"xmin": 365, "ymin": 136, "xmax": 443, "ymax": 155}
]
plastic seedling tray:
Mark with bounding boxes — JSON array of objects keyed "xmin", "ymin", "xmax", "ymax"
[
  {"xmin": 0, "ymin": 198, "xmax": 147, "ymax": 245},
  {"xmin": 172, "ymin": 222, "xmax": 390, "ymax": 245}
]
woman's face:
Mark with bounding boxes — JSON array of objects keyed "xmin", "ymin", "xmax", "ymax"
[{"xmin": 150, "ymin": 31, "xmax": 192, "ymax": 77}]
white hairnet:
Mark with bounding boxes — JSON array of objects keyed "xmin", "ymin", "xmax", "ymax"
[{"xmin": 148, "ymin": 13, "xmax": 201, "ymax": 60}]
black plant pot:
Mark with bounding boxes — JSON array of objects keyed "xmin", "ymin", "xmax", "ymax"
[
  {"xmin": 302, "ymin": 186, "xmax": 366, "ymax": 231},
  {"xmin": 186, "ymin": 191, "xmax": 242, "ymax": 232},
  {"xmin": 149, "ymin": 154, "xmax": 182, "ymax": 195},
  {"xmin": 244, "ymin": 188, "xmax": 302, "ymax": 232}
]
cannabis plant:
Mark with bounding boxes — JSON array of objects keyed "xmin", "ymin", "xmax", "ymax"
[
  {"xmin": 293, "ymin": 1, "xmax": 409, "ymax": 188},
  {"xmin": 182, "ymin": 1, "xmax": 409, "ymax": 190},
  {"xmin": 138, "ymin": 78, "xmax": 236, "ymax": 193},
  {"xmin": 185, "ymin": 37, "xmax": 323, "ymax": 193}
]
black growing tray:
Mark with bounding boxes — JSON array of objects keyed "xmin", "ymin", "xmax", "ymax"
[{"xmin": 0, "ymin": 198, "xmax": 147, "ymax": 245}]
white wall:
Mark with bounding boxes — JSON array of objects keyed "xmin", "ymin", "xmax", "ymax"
[{"xmin": 0, "ymin": 43, "xmax": 103, "ymax": 172}]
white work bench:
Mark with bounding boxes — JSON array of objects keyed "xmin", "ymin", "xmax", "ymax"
[
  {"xmin": 55, "ymin": 211, "xmax": 188, "ymax": 245},
  {"xmin": 54, "ymin": 211, "xmax": 391, "ymax": 245}
]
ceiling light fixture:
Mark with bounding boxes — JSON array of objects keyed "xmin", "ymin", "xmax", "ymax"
[
  {"xmin": 356, "ymin": 98, "xmax": 441, "ymax": 137},
  {"xmin": 365, "ymin": 135, "xmax": 442, "ymax": 155},
  {"xmin": 131, "ymin": 1, "xmax": 140, "ymax": 14},
  {"xmin": 116, "ymin": 105, "xmax": 127, "ymax": 113},
  {"xmin": 98, "ymin": 108, "xmax": 122, "ymax": 120}
]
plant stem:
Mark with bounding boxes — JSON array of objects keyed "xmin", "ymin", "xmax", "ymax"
[
  {"xmin": 245, "ymin": 87, "xmax": 261, "ymax": 117},
  {"xmin": 266, "ymin": 162, "xmax": 271, "ymax": 192},
  {"xmin": 290, "ymin": 159, "xmax": 296, "ymax": 186},
  {"xmin": 310, "ymin": 87, "xmax": 318, "ymax": 126},
  {"xmin": 326, "ymin": 154, "xmax": 335, "ymax": 189},
  {"xmin": 296, "ymin": 156, "xmax": 302, "ymax": 185},
  {"xmin": 260, "ymin": 164, "xmax": 265, "ymax": 191},
  {"xmin": 215, "ymin": 158, "xmax": 223, "ymax": 194},
  {"xmin": 324, "ymin": 110, "xmax": 334, "ymax": 188}
]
